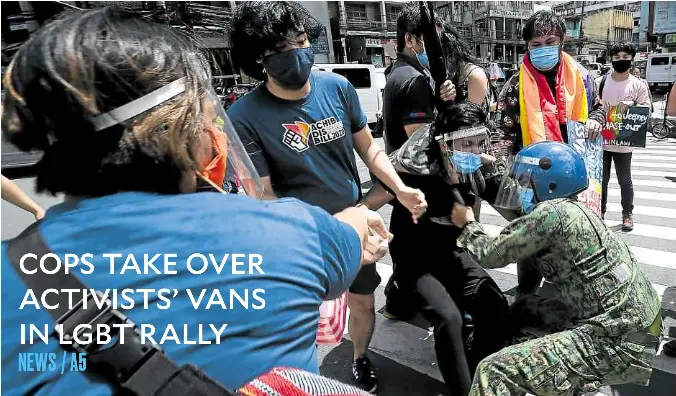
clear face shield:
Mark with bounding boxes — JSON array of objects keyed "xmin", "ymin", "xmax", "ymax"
[
  {"xmin": 493, "ymin": 155, "xmax": 540, "ymax": 214},
  {"xmin": 199, "ymin": 88, "xmax": 265, "ymax": 198},
  {"xmin": 435, "ymin": 126, "xmax": 490, "ymax": 194},
  {"xmin": 89, "ymin": 77, "xmax": 264, "ymax": 198}
]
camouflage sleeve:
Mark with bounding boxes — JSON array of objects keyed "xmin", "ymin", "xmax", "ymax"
[{"xmin": 457, "ymin": 202, "xmax": 563, "ymax": 269}]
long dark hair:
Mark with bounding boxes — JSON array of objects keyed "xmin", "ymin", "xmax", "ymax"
[{"xmin": 440, "ymin": 22, "xmax": 481, "ymax": 80}]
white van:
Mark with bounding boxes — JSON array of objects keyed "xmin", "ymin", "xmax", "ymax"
[
  {"xmin": 646, "ymin": 54, "xmax": 676, "ymax": 91},
  {"xmin": 585, "ymin": 62, "xmax": 603, "ymax": 79},
  {"xmin": 313, "ymin": 64, "xmax": 381, "ymax": 126}
]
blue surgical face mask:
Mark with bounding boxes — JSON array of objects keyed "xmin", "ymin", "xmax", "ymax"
[
  {"xmin": 529, "ymin": 45, "xmax": 560, "ymax": 71},
  {"xmin": 263, "ymin": 47, "xmax": 315, "ymax": 90},
  {"xmin": 417, "ymin": 49, "xmax": 429, "ymax": 69},
  {"xmin": 451, "ymin": 152, "xmax": 482, "ymax": 174},
  {"xmin": 413, "ymin": 36, "xmax": 429, "ymax": 69},
  {"xmin": 520, "ymin": 188, "xmax": 535, "ymax": 214}
]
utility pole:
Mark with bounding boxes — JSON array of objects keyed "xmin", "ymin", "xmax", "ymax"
[{"xmin": 578, "ymin": 1, "xmax": 585, "ymax": 55}]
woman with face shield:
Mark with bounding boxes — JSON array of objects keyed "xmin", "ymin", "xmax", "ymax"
[
  {"xmin": 451, "ymin": 141, "xmax": 661, "ymax": 395},
  {"xmin": 364, "ymin": 102, "xmax": 510, "ymax": 396},
  {"xmin": 1, "ymin": 7, "xmax": 383, "ymax": 395}
]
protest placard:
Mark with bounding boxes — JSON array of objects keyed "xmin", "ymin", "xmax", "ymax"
[
  {"xmin": 568, "ymin": 121, "xmax": 603, "ymax": 216},
  {"xmin": 601, "ymin": 105, "xmax": 650, "ymax": 148}
]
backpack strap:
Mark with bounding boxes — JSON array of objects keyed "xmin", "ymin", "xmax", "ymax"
[
  {"xmin": 598, "ymin": 74, "xmax": 607, "ymax": 100},
  {"xmin": 6, "ymin": 223, "xmax": 234, "ymax": 396}
]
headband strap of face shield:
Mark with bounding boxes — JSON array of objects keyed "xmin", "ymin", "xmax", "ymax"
[
  {"xmin": 90, "ymin": 77, "xmax": 187, "ymax": 132},
  {"xmin": 439, "ymin": 125, "xmax": 490, "ymax": 142}
]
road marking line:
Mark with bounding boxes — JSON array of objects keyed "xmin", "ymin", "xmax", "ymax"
[
  {"xmin": 606, "ymin": 202, "xmax": 676, "ymax": 219},
  {"xmin": 632, "ymin": 150, "xmax": 676, "ymax": 156},
  {"xmin": 479, "ymin": 208, "xmax": 676, "ymax": 242},
  {"xmin": 628, "ymin": 161, "xmax": 676, "ymax": 169},
  {"xmin": 610, "ymin": 169, "xmax": 676, "ymax": 178},
  {"xmin": 478, "ymin": 223, "xmax": 676, "ymax": 269},
  {"xmin": 642, "ymin": 145, "xmax": 676, "ymax": 151},
  {"xmin": 627, "ymin": 246, "xmax": 676, "ymax": 271},
  {"xmin": 609, "ymin": 179, "xmax": 676, "ymax": 189},
  {"xmin": 481, "ymin": 202, "xmax": 676, "ymax": 220},
  {"xmin": 607, "ymin": 189, "xmax": 676, "ymax": 202},
  {"xmin": 377, "ymin": 262, "xmax": 393, "ymax": 287},
  {"xmin": 604, "ymin": 221, "xmax": 676, "ymax": 241},
  {"xmin": 632, "ymin": 155, "xmax": 676, "ymax": 162}
]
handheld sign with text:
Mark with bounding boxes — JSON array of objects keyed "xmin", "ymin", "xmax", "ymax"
[
  {"xmin": 602, "ymin": 105, "xmax": 650, "ymax": 148},
  {"xmin": 567, "ymin": 121, "xmax": 603, "ymax": 216}
]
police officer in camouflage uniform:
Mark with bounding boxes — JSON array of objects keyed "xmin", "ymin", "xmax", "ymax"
[{"xmin": 450, "ymin": 141, "xmax": 662, "ymax": 395}]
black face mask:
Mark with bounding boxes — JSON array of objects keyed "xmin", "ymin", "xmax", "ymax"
[
  {"xmin": 612, "ymin": 59, "xmax": 632, "ymax": 74},
  {"xmin": 263, "ymin": 47, "xmax": 315, "ymax": 90}
]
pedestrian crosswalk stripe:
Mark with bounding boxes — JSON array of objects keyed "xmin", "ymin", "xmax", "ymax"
[
  {"xmin": 480, "ymin": 201, "xmax": 676, "ymax": 220},
  {"xmin": 599, "ymin": 221, "xmax": 676, "ymax": 241},
  {"xmin": 477, "ymin": 223, "xmax": 676, "ymax": 273},
  {"xmin": 606, "ymin": 189, "xmax": 676, "ymax": 202},
  {"xmin": 605, "ymin": 202, "xmax": 676, "ymax": 219},
  {"xmin": 479, "ymin": 211, "xmax": 676, "ymax": 244},
  {"xmin": 641, "ymin": 144, "xmax": 676, "ymax": 150},
  {"xmin": 376, "ymin": 262, "xmax": 393, "ymax": 288},
  {"xmin": 628, "ymin": 161, "xmax": 676, "ymax": 169},
  {"xmin": 632, "ymin": 155, "xmax": 676, "ymax": 162},
  {"xmin": 628, "ymin": 246, "xmax": 676, "ymax": 271},
  {"xmin": 633, "ymin": 150, "xmax": 676, "ymax": 156},
  {"xmin": 608, "ymin": 179, "xmax": 676, "ymax": 189},
  {"xmin": 610, "ymin": 169, "xmax": 676, "ymax": 178}
]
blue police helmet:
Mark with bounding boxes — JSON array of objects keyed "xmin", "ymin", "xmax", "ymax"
[{"xmin": 512, "ymin": 141, "xmax": 588, "ymax": 202}]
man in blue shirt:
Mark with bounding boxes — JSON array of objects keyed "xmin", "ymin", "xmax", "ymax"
[{"xmin": 227, "ymin": 3, "xmax": 427, "ymax": 393}]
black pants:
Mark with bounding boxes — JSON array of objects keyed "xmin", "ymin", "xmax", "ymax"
[
  {"xmin": 601, "ymin": 151, "xmax": 634, "ymax": 216},
  {"xmin": 417, "ymin": 273, "xmax": 471, "ymax": 396},
  {"xmin": 388, "ymin": 204, "xmax": 471, "ymax": 396}
]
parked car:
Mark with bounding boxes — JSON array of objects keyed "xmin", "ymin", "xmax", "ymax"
[{"xmin": 585, "ymin": 62, "xmax": 603, "ymax": 79}]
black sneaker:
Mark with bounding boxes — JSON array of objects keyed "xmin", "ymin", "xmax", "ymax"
[{"xmin": 353, "ymin": 355, "xmax": 378, "ymax": 393}]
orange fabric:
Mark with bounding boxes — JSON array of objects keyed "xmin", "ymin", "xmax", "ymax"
[
  {"xmin": 519, "ymin": 52, "xmax": 589, "ymax": 147},
  {"xmin": 200, "ymin": 127, "xmax": 228, "ymax": 188}
]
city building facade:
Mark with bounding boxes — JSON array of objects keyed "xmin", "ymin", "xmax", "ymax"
[
  {"xmin": 552, "ymin": 1, "xmax": 649, "ymax": 62},
  {"xmin": 649, "ymin": 2, "xmax": 676, "ymax": 53}
]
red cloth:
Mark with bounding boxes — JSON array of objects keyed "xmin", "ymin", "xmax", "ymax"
[
  {"xmin": 522, "ymin": 55, "xmax": 566, "ymax": 143},
  {"xmin": 238, "ymin": 367, "xmax": 371, "ymax": 396}
]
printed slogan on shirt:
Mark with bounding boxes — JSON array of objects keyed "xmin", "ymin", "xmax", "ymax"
[{"xmin": 281, "ymin": 117, "xmax": 346, "ymax": 153}]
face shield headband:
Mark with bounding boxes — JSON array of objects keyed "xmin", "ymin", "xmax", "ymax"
[
  {"xmin": 88, "ymin": 77, "xmax": 265, "ymax": 198},
  {"xmin": 436, "ymin": 125, "xmax": 490, "ymax": 192},
  {"xmin": 90, "ymin": 77, "xmax": 187, "ymax": 132}
]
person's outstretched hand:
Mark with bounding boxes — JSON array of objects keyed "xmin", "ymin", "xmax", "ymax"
[
  {"xmin": 362, "ymin": 209, "xmax": 393, "ymax": 264},
  {"xmin": 585, "ymin": 119, "xmax": 603, "ymax": 140},
  {"xmin": 451, "ymin": 203, "xmax": 475, "ymax": 228},
  {"xmin": 34, "ymin": 208, "xmax": 45, "ymax": 221},
  {"xmin": 395, "ymin": 186, "xmax": 427, "ymax": 224},
  {"xmin": 440, "ymin": 80, "xmax": 457, "ymax": 102}
]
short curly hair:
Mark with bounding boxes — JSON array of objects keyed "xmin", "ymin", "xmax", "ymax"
[
  {"xmin": 1, "ymin": 7, "xmax": 212, "ymax": 196},
  {"xmin": 610, "ymin": 41, "xmax": 637, "ymax": 58},
  {"xmin": 522, "ymin": 11, "xmax": 566, "ymax": 42},
  {"xmin": 229, "ymin": 1, "xmax": 323, "ymax": 81}
]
